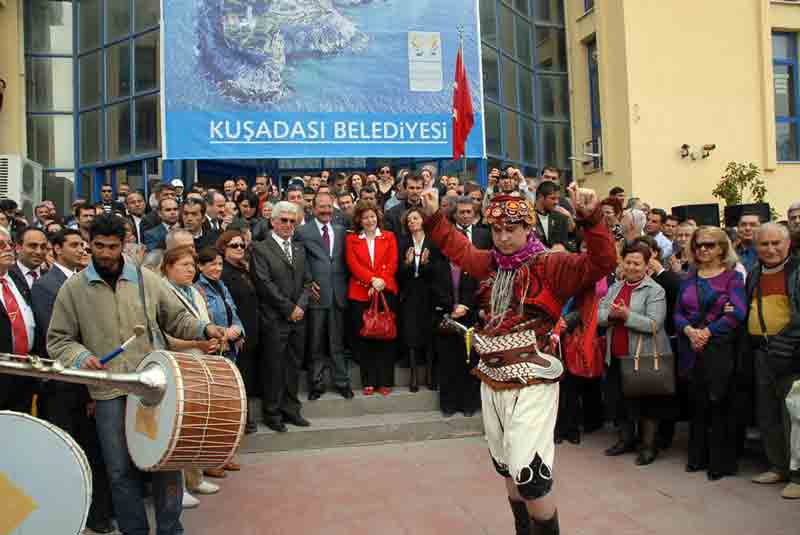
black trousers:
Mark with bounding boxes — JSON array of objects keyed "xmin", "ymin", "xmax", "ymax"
[
  {"xmin": 688, "ymin": 366, "xmax": 738, "ymax": 474},
  {"xmin": 0, "ymin": 375, "xmax": 35, "ymax": 412},
  {"xmin": 307, "ymin": 305, "xmax": 350, "ymax": 390},
  {"xmin": 557, "ymin": 371, "xmax": 604, "ymax": 435},
  {"xmin": 436, "ymin": 333, "xmax": 480, "ymax": 413},
  {"xmin": 350, "ymin": 297, "xmax": 396, "ymax": 389},
  {"xmin": 39, "ymin": 387, "xmax": 114, "ymax": 528},
  {"xmin": 262, "ymin": 319, "xmax": 304, "ymax": 423}
]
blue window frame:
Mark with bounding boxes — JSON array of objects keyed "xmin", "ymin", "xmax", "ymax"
[
  {"xmin": 479, "ymin": 0, "xmax": 571, "ymax": 173},
  {"xmin": 587, "ymin": 39, "xmax": 601, "ymax": 166},
  {"xmin": 585, "ymin": 0, "xmax": 595, "ymax": 12},
  {"xmin": 773, "ymin": 32, "xmax": 800, "ymax": 162}
]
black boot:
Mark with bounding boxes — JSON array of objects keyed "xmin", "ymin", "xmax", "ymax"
[
  {"xmin": 409, "ymin": 349, "xmax": 419, "ymax": 393},
  {"xmin": 245, "ymin": 398, "xmax": 258, "ymax": 434},
  {"xmin": 508, "ymin": 498, "xmax": 530, "ymax": 535},
  {"xmin": 530, "ymin": 510, "xmax": 559, "ymax": 535}
]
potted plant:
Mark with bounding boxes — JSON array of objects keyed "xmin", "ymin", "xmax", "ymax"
[{"xmin": 712, "ymin": 161, "xmax": 772, "ymax": 227}]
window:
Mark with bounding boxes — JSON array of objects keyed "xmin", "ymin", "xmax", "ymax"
[
  {"xmin": 587, "ymin": 39, "xmax": 602, "ymax": 166},
  {"xmin": 585, "ymin": 0, "xmax": 595, "ymax": 12},
  {"xmin": 773, "ymin": 32, "xmax": 799, "ymax": 161}
]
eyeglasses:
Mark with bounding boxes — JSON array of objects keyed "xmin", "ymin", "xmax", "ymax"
[
  {"xmin": 694, "ymin": 242, "xmax": 719, "ymax": 250},
  {"xmin": 0, "ymin": 240, "xmax": 12, "ymax": 250},
  {"xmin": 227, "ymin": 242, "xmax": 245, "ymax": 249},
  {"xmin": 278, "ymin": 217, "xmax": 296, "ymax": 225}
]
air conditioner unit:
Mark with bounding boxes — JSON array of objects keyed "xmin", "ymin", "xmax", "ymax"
[{"xmin": 0, "ymin": 155, "xmax": 44, "ymax": 221}]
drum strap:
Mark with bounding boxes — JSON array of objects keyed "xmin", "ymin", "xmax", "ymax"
[{"xmin": 137, "ymin": 264, "xmax": 167, "ymax": 349}]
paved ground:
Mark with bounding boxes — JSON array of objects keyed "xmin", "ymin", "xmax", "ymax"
[{"xmin": 176, "ymin": 428, "xmax": 799, "ymax": 535}]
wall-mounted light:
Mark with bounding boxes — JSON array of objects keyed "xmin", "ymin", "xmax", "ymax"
[
  {"xmin": 680, "ymin": 144, "xmax": 691, "ymax": 159},
  {"xmin": 701, "ymin": 144, "xmax": 716, "ymax": 159},
  {"xmin": 0, "ymin": 78, "xmax": 6, "ymax": 112}
]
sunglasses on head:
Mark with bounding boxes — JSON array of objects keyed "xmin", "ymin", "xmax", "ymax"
[{"xmin": 227, "ymin": 242, "xmax": 245, "ymax": 249}]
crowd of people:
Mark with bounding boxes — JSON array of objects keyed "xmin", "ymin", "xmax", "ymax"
[{"xmin": 0, "ymin": 163, "xmax": 799, "ymax": 535}]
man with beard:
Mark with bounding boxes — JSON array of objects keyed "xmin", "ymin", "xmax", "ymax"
[
  {"xmin": 48, "ymin": 215, "xmax": 227, "ymax": 535},
  {"xmin": 32, "ymin": 229, "xmax": 114, "ymax": 533},
  {"xmin": 419, "ymin": 184, "xmax": 615, "ymax": 534}
]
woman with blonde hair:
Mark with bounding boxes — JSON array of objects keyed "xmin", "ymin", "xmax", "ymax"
[{"xmin": 675, "ymin": 226, "xmax": 746, "ymax": 481}]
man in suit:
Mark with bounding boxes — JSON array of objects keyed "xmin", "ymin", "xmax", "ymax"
[
  {"xmin": 13, "ymin": 227, "xmax": 49, "ymax": 289},
  {"xmin": 31, "ymin": 228, "xmax": 115, "ymax": 533},
  {"xmin": 534, "ymin": 181, "xmax": 571, "ymax": 251},
  {"xmin": 0, "ymin": 226, "xmax": 37, "ymax": 412},
  {"xmin": 432, "ymin": 197, "xmax": 490, "ymax": 416},
  {"xmin": 100, "ymin": 184, "xmax": 126, "ymax": 215},
  {"xmin": 140, "ymin": 184, "xmax": 177, "ymax": 233},
  {"xmin": 251, "ymin": 201, "xmax": 313, "ymax": 432},
  {"xmin": 295, "ymin": 192, "xmax": 353, "ymax": 400},
  {"xmin": 180, "ymin": 197, "xmax": 219, "ymax": 252},
  {"xmin": 205, "ymin": 191, "xmax": 226, "ymax": 233},
  {"xmin": 143, "ymin": 197, "xmax": 180, "ymax": 251},
  {"xmin": 126, "ymin": 191, "xmax": 147, "ymax": 243}
]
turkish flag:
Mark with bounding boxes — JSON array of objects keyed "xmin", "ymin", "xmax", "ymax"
[{"xmin": 452, "ymin": 45, "xmax": 474, "ymax": 160}]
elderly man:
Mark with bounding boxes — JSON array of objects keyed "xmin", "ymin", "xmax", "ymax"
[
  {"xmin": 250, "ymin": 201, "xmax": 312, "ymax": 432},
  {"xmin": 419, "ymin": 184, "xmax": 615, "ymax": 534},
  {"xmin": 788, "ymin": 202, "xmax": 800, "ymax": 257},
  {"xmin": 48, "ymin": 215, "xmax": 227, "ymax": 534},
  {"xmin": 745, "ymin": 223, "xmax": 800, "ymax": 499}
]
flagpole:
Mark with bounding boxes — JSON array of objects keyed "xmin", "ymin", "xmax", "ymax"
[{"xmin": 457, "ymin": 25, "xmax": 467, "ymax": 179}]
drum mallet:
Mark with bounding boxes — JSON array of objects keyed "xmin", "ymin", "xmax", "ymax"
[{"xmin": 100, "ymin": 325, "xmax": 147, "ymax": 365}]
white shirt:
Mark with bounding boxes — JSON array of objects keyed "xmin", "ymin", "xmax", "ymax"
[
  {"xmin": 456, "ymin": 224, "xmax": 472, "ymax": 243},
  {"xmin": 131, "ymin": 214, "xmax": 142, "ymax": 241},
  {"xmin": 272, "ymin": 232, "xmax": 293, "ymax": 261},
  {"xmin": 0, "ymin": 273, "xmax": 35, "ymax": 348},
  {"xmin": 538, "ymin": 212, "xmax": 551, "ymax": 240},
  {"xmin": 359, "ymin": 229, "xmax": 383, "ymax": 267},
  {"xmin": 315, "ymin": 219, "xmax": 334, "ymax": 256},
  {"xmin": 53, "ymin": 262, "xmax": 75, "ymax": 280},
  {"xmin": 412, "ymin": 234, "xmax": 425, "ymax": 275},
  {"xmin": 16, "ymin": 261, "xmax": 42, "ymax": 289}
]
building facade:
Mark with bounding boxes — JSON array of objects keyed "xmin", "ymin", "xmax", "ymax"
[
  {"xmin": 0, "ymin": 0, "xmax": 569, "ymax": 210},
  {"xmin": 565, "ymin": 0, "xmax": 800, "ymax": 217}
]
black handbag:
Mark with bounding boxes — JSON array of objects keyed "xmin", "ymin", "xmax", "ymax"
[{"xmin": 619, "ymin": 320, "xmax": 676, "ymax": 398}]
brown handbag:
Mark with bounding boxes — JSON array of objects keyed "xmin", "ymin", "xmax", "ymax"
[
  {"xmin": 619, "ymin": 320, "xmax": 676, "ymax": 398},
  {"xmin": 360, "ymin": 292, "xmax": 397, "ymax": 341}
]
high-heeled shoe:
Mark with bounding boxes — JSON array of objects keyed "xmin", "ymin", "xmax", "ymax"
[
  {"xmin": 363, "ymin": 386, "xmax": 375, "ymax": 396},
  {"xmin": 685, "ymin": 463, "xmax": 707, "ymax": 473},
  {"xmin": 604, "ymin": 440, "xmax": 636, "ymax": 456}
]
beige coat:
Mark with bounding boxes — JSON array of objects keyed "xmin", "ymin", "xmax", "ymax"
[{"xmin": 47, "ymin": 257, "xmax": 208, "ymax": 400}]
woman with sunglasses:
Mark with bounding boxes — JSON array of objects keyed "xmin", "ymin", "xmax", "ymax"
[
  {"xmin": 219, "ymin": 230, "xmax": 261, "ymax": 434},
  {"xmin": 675, "ymin": 226, "xmax": 746, "ymax": 481}
]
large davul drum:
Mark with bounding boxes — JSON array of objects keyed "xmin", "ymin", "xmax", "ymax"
[
  {"xmin": 125, "ymin": 351, "xmax": 247, "ymax": 471},
  {"xmin": 0, "ymin": 411, "xmax": 92, "ymax": 535}
]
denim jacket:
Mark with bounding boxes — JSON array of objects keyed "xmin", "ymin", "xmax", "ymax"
[{"xmin": 195, "ymin": 275, "xmax": 245, "ymax": 351}]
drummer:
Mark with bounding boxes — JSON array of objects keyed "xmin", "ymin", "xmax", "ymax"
[{"xmin": 47, "ymin": 214, "xmax": 228, "ymax": 535}]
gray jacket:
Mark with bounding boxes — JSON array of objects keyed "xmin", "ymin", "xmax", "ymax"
[
  {"xmin": 294, "ymin": 219, "xmax": 349, "ymax": 310},
  {"xmin": 598, "ymin": 276, "xmax": 671, "ymax": 363}
]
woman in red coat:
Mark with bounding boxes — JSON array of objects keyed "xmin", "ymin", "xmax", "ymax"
[{"xmin": 346, "ymin": 200, "xmax": 399, "ymax": 396}]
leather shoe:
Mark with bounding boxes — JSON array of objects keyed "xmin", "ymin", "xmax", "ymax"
[
  {"xmin": 336, "ymin": 386, "xmax": 354, "ymax": 399},
  {"xmin": 308, "ymin": 390, "xmax": 323, "ymax": 401},
  {"xmin": 566, "ymin": 431, "xmax": 581, "ymax": 445},
  {"xmin": 635, "ymin": 448, "xmax": 658, "ymax": 466},
  {"xmin": 204, "ymin": 468, "xmax": 226, "ymax": 479},
  {"xmin": 223, "ymin": 461, "xmax": 241, "ymax": 471},
  {"xmin": 284, "ymin": 414, "xmax": 311, "ymax": 427},
  {"xmin": 442, "ymin": 410, "xmax": 455, "ymax": 418},
  {"xmin": 87, "ymin": 522, "xmax": 115, "ymax": 534},
  {"xmin": 464, "ymin": 410, "xmax": 475, "ymax": 417},
  {"xmin": 266, "ymin": 421, "xmax": 287, "ymax": 433},
  {"xmin": 685, "ymin": 463, "xmax": 707, "ymax": 473},
  {"xmin": 707, "ymin": 471, "xmax": 725, "ymax": 481},
  {"xmin": 245, "ymin": 421, "xmax": 258, "ymax": 434},
  {"xmin": 605, "ymin": 441, "xmax": 636, "ymax": 456}
]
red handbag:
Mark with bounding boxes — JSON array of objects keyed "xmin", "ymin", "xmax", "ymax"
[{"xmin": 360, "ymin": 292, "xmax": 397, "ymax": 341}]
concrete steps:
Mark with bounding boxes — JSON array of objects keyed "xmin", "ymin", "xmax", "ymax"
[
  {"xmin": 241, "ymin": 363, "xmax": 485, "ymax": 453},
  {"xmin": 240, "ymin": 410, "xmax": 483, "ymax": 453}
]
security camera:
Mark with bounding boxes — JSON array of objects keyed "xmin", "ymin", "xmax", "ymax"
[
  {"xmin": 702, "ymin": 144, "xmax": 716, "ymax": 151},
  {"xmin": 680, "ymin": 144, "xmax": 691, "ymax": 158}
]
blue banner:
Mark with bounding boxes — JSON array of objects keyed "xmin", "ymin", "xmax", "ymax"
[{"xmin": 161, "ymin": 0, "xmax": 485, "ymax": 160}]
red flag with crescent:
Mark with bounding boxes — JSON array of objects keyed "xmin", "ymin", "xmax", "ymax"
[{"xmin": 452, "ymin": 44, "xmax": 474, "ymax": 160}]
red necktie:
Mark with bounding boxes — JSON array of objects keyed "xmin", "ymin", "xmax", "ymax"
[
  {"xmin": 1, "ymin": 278, "xmax": 29, "ymax": 355},
  {"xmin": 322, "ymin": 224, "xmax": 331, "ymax": 256}
]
